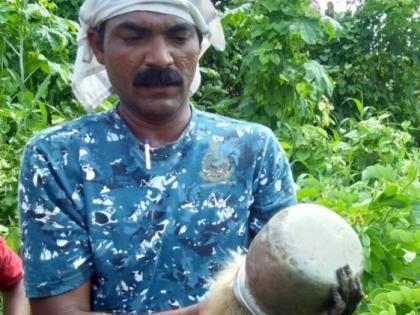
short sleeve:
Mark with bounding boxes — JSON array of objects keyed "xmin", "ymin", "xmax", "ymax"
[
  {"xmin": 250, "ymin": 129, "xmax": 297, "ymax": 237},
  {"xmin": 18, "ymin": 141, "xmax": 93, "ymax": 298},
  {"xmin": 0, "ymin": 237, "xmax": 23, "ymax": 291}
]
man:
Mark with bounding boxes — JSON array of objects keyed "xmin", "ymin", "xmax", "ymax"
[
  {"xmin": 0, "ymin": 236, "xmax": 31, "ymax": 315},
  {"xmin": 18, "ymin": 1, "xmax": 345, "ymax": 314},
  {"xmin": 325, "ymin": 1, "xmax": 335, "ymax": 18}
]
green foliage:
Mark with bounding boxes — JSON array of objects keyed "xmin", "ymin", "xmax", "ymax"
[
  {"xmin": 281, "ymin": 111, "xmax": 420, "ymax": 314},
  {"xmin": 199, "ymin": 6, "xmax": 420, "ymax": 311},
  {"xmin": 195, "ymin": 2, "xmax": 252, "ymax": 116},
  {"xmin": 196, "ymin": 0, "xmax": 338, "ymax": 128},
  {"xmin": 0, "ymin": 0, "xmax": 81, "ymax": 231},
  {"xmin": 0, "ymin": 1, "xmax": 419, "ymax": 315},
  {"xmin": 311, "ymin": 0, "xmax": 420, "ymax": 143},
  {"xmin": 238, "ymin": 0, "xmax": 337, "ymax": 127},
  {"xmin": 46, "ymin": 0, "xmax": 83, "ymax": 20},
  {"xmin": 0, "ymin": 3, "xmax": 80, "ymax": 312},
  {"xmin": 360, "ymin": 285, "xmax": 420, "ymax": 315}
]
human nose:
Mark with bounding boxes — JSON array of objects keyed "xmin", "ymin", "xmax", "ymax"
[{"xmin": 144, "ymin": 37, "xmax": 174, "ymax": 69}]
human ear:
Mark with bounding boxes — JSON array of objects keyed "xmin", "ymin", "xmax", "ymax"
[{"xmin": 87, "ymin": 28, "xmax": 105, "ymax": 65}]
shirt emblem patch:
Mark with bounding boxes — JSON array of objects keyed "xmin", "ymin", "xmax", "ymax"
[{"xmin": 200, "ymin": 140, "xmax": 233, "ymax": 183}]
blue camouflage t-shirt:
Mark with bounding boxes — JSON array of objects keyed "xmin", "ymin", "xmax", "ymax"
[{"xmin": 19, "ymin": 106, "xmax": 296, "ymax": 313}]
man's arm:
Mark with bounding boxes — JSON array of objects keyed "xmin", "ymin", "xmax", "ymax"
[
  {"xmin": 249, "ymin": 129, "xmax": 297, "ymax": 238},
  {"xmin": 30, "ymin": 279, "xmax": 204, "ymax": 315},
  {"xmin": 0, "ymin": 236, "xmax": 30, "ymax": 315},
  {"xmin": 3, "ymin": 278, "xmax": 31, "ymax": 315}
]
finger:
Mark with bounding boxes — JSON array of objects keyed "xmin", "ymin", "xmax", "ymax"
[
  {"xmin": 327, "ymin": 288, "xmax": 346, "ymax": 315},
  {"xmin": 336, "ymin": 267, "xmax": 350, "ymax": 301},
  {"xmin": 349, "ymin": 277, "xmax": 363, "ymax": 300},
  {"xmin": 333, "ymin": 266, "xmax": 364, "ymax": 315},
  {"xmin": 344, "ymin": 265, "xmax": 352, "ymax": 278},
  {"xmin": 355, "ymin": 277, "xmax": 364, "ymax": 300},
  {"xmin": 344, "ymin": 265, "xmax": 363, "ymax": 301},
  {"xmin": 337, "ymin": 266, "xmax": 351, "ymax": 284},
  {"xmin": 342, "ymin": 274, "xmax": 364, "ymax": 314},
  {"xmin": 344, "ymin": 264, "xmax": 362, "ymax": 300}
]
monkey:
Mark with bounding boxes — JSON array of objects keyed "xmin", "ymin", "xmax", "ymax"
[
  {"xmin": 204, "ymin": 255, "xmax": 363, "ymax": 315},
  {"xmin": 202, "ymin": 204, "xmax": 364, "ymax": 315},
  {"xmin": 204, "ymin": 253, "xmax": 249, "ymax": 315}
]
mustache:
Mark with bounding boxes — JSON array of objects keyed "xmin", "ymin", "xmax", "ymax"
[{"xmin": 133, "ymin": 68, "xmax": 183, "ymax": 87}]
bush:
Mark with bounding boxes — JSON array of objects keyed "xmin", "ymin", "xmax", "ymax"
[
  {"xmin": 0, "ymin": 1, "xmax": 418, "ymax": 314},
  {"xmin": 311, "ymin": 0, "xmax": 420, "ymax": 143},
  {"xmin": 0, "ymin": 0, "xmax": 82, "ymax": 233}
]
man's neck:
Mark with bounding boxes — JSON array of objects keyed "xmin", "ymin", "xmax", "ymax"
[{"xmin": 117, "ymin": 103, "xmax": 192, "ymax": 147}]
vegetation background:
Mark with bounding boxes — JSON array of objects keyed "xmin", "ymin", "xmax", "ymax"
[{"xmin": 0, "ymin": 0, "xmax": 419, "ymax": 314}]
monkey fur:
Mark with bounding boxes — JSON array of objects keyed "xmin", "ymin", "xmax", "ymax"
[
  {"xmin": 202, "ymin": 204, "xmax": 364, "ymax": 315},
  {"xmin": 204, "ymin": 253, "xmax": 251, "ymax": 315},
  {"xmin": 202, "ymin": 254, "xmax": 363, "ymax": 315}
]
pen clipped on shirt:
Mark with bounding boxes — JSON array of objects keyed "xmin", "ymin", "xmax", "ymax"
[{"xmin": 144, "ymin": 139, "xmax": 151, "ymax": 170}]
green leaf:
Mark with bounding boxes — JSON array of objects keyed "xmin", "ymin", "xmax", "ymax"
[
  {"xmin": 7, "ymin": 68, "xmax": 26, "ymax": 92},
  {"xmin": 297, "ymin": 187, "xmax": 319, "ymax": 200},
  {"xmin": 371, "ymin": 243, "xmax": 385, "ymax": 259},
  {"xmin": 5, "ymin": 227, "xmax": 20, "ymax": 253},
  {"xmin": 0, "ymin": 2, "xmax": 14, "ymax": 24},
  {"xmin": 413, "ymin": 200, "xmax": 420, "ymax": 225},
  {"xmin": 352, "ymin": 98, "xmax": 365, "ymax": 118},
  {"xmin": 0, "ymin": 118, "xmax": 11, "ymax": 134},
  {"xmin": 413, "ymin": 289, "xmax": 420, "ymax": 303},
  {"xmin": 303, "ymin": 61, "xmax": 334, "ymax": 96},
  {"xmin": 362, "ymin": 233, "xmax": 371, "ymax": 246},
  {"xmin": 375, "ymin": 192, "xmax": 411, "ymax": 209},
  {"xmin": 400, "ymin": 286, "xmax": 416, "ymax": 309},
  {"xmin": 260, "ymin": 1, "xmax": 279, "ymax": 13},
  {"xmin": 362, "ymin": 165, "xmax": 396, "ymax": 182},
  {"xmin": 386, "ymin": 291, "xmax": 404, "ymax": 304},
  {"xmin": 272, "ymin": 21, "xmax": 291, "ymax": 34},
  {"xmin": 270, "ymin": 54, "xmax": 280, "ymax": 65},
  {"xmin": 289, "ymin": 18, "xmax": 321, "ymax": 45},
  {"xmin": 33, "ymin": 74, "xmax": 51, "ymax": 103},
  {"xmin": 368, "ymin": 303, "xmax": 384, "ymax": 313},
  {"xmin": 17, "ymin": 90, "xmax": 34, "ymax": 106},
  {"xmin": 385, "ymin": 303, "xmax": 396, "ymax": 315}
]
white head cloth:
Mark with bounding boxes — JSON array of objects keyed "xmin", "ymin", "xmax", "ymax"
[{"xmin": 72, "ymin": 0, "xmax": 225, "ymax": 111}]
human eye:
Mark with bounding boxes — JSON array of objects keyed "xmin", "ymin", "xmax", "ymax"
[
  {"xmin": 118, "ymin": 30, "xmax": 146, "ymax": 44},
  {"xmin": 173, "ymin": 35, "xmax": 189, "ymax": 43},
  {"xmin": 169, "ymin": 29, "xmax": 194, "ymax": 44},
  {"xmin": 122, "ymin": 35, "xmax": 144, "ymax": 44}
]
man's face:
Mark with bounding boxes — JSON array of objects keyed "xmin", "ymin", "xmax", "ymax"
[{"xmin": 89, "ymin": 11, "xmax": 201, "ymax": 121}]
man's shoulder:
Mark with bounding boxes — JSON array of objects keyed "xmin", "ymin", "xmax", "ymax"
[
  {"xmin": 194, "ymin": 109, "xmax": 274, "ymax": 137},
  {"xmin": 26, "ymin": 110, "xmax": 114, "ymax": 149}
]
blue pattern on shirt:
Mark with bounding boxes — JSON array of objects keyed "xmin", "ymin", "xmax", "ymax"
[{"xmin": 19, "ymin": 106, "xmax": 296, "ymax": 313}]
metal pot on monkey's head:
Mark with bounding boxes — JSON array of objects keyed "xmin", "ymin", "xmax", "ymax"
[{"xmin": 234, "ymin": 203, "xmax": 364, "ymax": 315}]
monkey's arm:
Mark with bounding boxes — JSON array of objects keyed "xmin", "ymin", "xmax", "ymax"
[{"xmin": 327, "ymin": 265, "xmax": 364, "ymax": 315}]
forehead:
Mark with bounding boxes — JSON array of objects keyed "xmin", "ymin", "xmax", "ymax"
[{"xmin": 105, "ymin": 10, "xmax": 194, "ymax": 31}]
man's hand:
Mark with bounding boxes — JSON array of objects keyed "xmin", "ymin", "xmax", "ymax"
[
  {"xmin": 156, "ymin": 301, "xmax": 206, "ymax": 315},
  {"xmin": 30, "ymin": 279, "xmax": 206, "ymax": 315},
  {"xmin": 3, "ymin": 279, "xmax": 31, "ymax": 315},
  {"xmin": 327, "ymin": 265, "xmax": 364, "ymax": 315}
]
